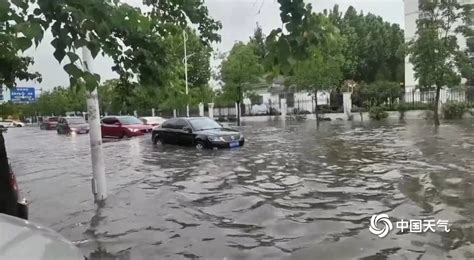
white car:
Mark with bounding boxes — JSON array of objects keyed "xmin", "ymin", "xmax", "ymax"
[
  {"xmin": 0, "ymin": 120, "xmax": 24, "ymax": 128},
  {"xmin": 140, "ymin": 116, "xmax": 167, "ymax": 127},
  {"xmin": 250, "ymin": 104, "xmax": 268, "ymax": 115},
  {"xmin": 0, "ymin": 213, "xmax": 85, "ymax": 260}
]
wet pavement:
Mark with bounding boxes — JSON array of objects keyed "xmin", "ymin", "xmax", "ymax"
[{"xmin": 4, "ymin": 119, "xmax": 474, "ymax": 260}]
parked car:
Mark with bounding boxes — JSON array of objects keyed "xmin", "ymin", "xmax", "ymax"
[
  {"xmin": 0, "ymin": 147, "xmax": 28, "ymax": 220},
  {"xmin": 0, "ymin": 213, "xmax": 85, "ymax": 260},
  {"xmin": 0, "ymin": 119, "xmax": 24, "ymax": 128},
  {"xmin": 57, "ymin": 117, "xmax": 90, "ymax": 135},
  {"xmin": 140, "ymin": 116, "xmax": 167, "ymax": 127},
  {"xmin": 250, "ymin": 104, "xmax": 268, "ymax": 115},
  {"xmin": 40, "ymin": 117, "xmax": 59, "ymax": 130},
  {"xmin": 101, "ymin": 116, "xmax": 153, "ymax": 138},
  {"xmin": 152, "ymin": 117, "xmax": 245, "ymax": 149}
]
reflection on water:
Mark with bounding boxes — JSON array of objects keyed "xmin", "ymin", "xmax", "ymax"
[{"xmin": 5, "ymin": 119, "xmax": 474, "ymax": 259}]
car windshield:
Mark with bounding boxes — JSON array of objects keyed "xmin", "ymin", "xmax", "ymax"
[
  {"xmin": 118, "ymin": 116, "xmax": 143, "ymax": 125},
  {"xmin": 66, "ymin": 118, "xmax": 86, "ymax": 124},
  {"xmin": 189, "ymin": 118, "xmax": 222, "ymax": 131}
]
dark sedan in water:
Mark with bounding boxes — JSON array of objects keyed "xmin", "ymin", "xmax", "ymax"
[
  {"xmin": 57, "ymin": 117, "xmax": 89, "ymax": 135},
  {"xmin": 152, "ymin": 117, "xmax": 244, "ymax": 149}
]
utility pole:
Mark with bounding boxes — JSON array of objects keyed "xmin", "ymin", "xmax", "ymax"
[
  {"xmin": 183, "ymin": 30, "xmax": 189, "ymax": 117},
  {"xmin": 82, "ymin": 46, "xmax": 107, "ymax": 202}
]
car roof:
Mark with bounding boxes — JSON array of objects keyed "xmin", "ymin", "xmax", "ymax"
[{"xmin": 0, "ymin": 213, "xmax": 84, "ymax": 260}]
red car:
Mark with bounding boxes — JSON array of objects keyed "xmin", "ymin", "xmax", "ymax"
[
  {"xmin": 40, "ymin": 117, "xmax": 58, "ymax": 130},
  {"xmin": 101, "ymin": 116, "xmax": 153, "ymax": 138}
]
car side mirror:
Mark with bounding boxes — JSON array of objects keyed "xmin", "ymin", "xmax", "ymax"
[{"xmin": 183, "ymin": 126, "xmax": 192, "ymax": 133}]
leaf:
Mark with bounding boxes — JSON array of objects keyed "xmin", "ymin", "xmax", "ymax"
[
  {"xmin": 74, "ymin": 38, "xmax": 88, "ymax": 48},
  {"xmin": 83, "ymin": 72, "xmax": 100, "ymax": 91},
  {"xmin": 86, "ymin": 40, "xmax": 100, "ymax": 58},
  {"xmin": 16, "ymin": 37, "xmax": 32, "ymax": 51},
  {"xmin": 67, "ymin": 52, "xmax": 80, "ymax": 63},
  {"xmin": 54, "ymin": 48, "xmax": 66, "ymax": 63},
  {"xmin": 64, "ymin": 63, "xmax": 83, "ymax": 78}
]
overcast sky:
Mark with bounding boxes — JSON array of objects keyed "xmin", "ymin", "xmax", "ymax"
[{"xmin": 16, "ymin": 0, "xmax": 404, "ymax": 91}]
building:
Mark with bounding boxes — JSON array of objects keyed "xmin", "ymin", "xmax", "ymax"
[{"xmin": 404, "ymin": 0, "xmax": 474, "ymax": 101}]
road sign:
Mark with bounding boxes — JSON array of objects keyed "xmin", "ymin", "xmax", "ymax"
[{"xmin": 10, "ymin": 87, "xmax": 36, "ymax": 102}]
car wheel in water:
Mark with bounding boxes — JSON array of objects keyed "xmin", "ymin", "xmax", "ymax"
[
  {"xmin": 195, "ymin": 141, "xmax": 206, "ymax": 150},
  {"xmin": 152, "ymin": 135, "xmax": 162, "ymax": 145}
]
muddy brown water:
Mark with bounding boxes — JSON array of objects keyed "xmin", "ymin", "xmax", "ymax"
[{"xmin": 5, "ymin": 119, "xmax": 474, "ymax": 259}]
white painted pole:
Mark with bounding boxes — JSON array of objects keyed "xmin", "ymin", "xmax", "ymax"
[
  {"xmin": 199, "ymin": 102, "xmax": 204, "ymax": 117},
  {"xmin": 173, "ymin": 109, "xmax": 177, "ymax": 118},
  {"xmin": 281, "ymin": 98, "xmax": 287, "ymax": 120},
  {"xmin": 208, "ymin": 103, "xmax": 214, "ymax": 119},
  {"xmin": 82, "ymin": 46, "xmax": 107, "ymax": 202},
  {"xmin": 183, "ymin": 31, "xmax": 190, "ymax": 118},
  {"xmin": 152, "ymin": 108, "xmax": 155, "ymax": 117},
  {"xmin": 343, "ymin": 92, "xmax": 352, "ymax": 121}
]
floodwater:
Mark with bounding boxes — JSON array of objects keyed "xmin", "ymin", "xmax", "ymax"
[{"xmin": 4, "ymin": 119, "xmax": 474, "ymax": 260}]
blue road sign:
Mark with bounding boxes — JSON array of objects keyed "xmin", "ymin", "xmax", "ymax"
[{"xmin": 10, "ymin": 87, "xmax": 36, "ymax": 102}]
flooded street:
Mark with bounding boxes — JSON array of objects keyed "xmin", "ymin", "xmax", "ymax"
[{"xmin": 5, "ymin": 119, "xmax": 474, "ymax": 260}]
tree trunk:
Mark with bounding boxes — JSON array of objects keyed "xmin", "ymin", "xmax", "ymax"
[
  {"xmin": 237, "ymin": 101, "xmax": 241, "ymax": 126},
  {"xmin": 314, "ymin": 90, "xmax": 319, "ymax": 127},
  {"xmin": 87, "ymin": 90, "xmax": 107, "ymax": 202},
  {"xmin": 434, "ymin": 85, "xmax": 441, "ymax": 126},
  {"xmin": 237, "ymin": 85, "xmax": 242, "ymax": 126},
  {"xmin": 83, "ymin": 46, "xmax": 107, "ymax": 202}
]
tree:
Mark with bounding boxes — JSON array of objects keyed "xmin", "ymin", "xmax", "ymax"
[
  {"xmin": 289, "ymin": 13, "xmax": 345, "ymax": 125},
  {"xmin": 324, "ymin": 5, "xmax": 405, "ymax": 83},
  {"xmin": 0, "ymin": 0, "xmax": 221, "ymax": 202},
  {"xmin": 249, "ymin": 23, "xmax": 267, "ymax": 61},
  {"xmin": 220, "ymin": 43, "xmax": 264, "ymax": 125},
  {"xmin": 408, "ymin": 0, "xmax": 474, "ymax": 126}
]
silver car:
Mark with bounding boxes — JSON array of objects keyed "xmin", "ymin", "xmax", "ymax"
[{"xmin": 0, "ymin": 213, "xmax": 85, "ymax": 260}]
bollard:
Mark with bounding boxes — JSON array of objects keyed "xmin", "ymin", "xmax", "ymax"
[
  {"xmin": 208, "ymin": 103, "xmax": 214, "ymax": 119},
  {"xmin": 281, "ymin": 98, "xmax": 287, "ymax": 120},
  {"xmin": 199, "ymin": 102, "xmax": 204, "ymax": 117},
  {"xmin": 152, "ymin": 108, "xmax": 155, "ymax": 117},
  {"xmin": 173, "ymin": 109, "xmax": 177, "ymax": 118},
  {"xmin": 343, "ymin": 92, "xmax": 352, "ymax": 121}
]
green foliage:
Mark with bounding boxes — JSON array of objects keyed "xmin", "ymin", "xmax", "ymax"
[
  {"xmin": 220, "ymin": 43, "xmax": 264, "ymax": 103},
  {"xmin": 408, "ymin": 1, "xmax": 473, "ymax": 125},
  {"xmin": 326, "ymin": 6, "xmax": 405, "ymax": 83},
  {"xmin": 443, "ymin": 102, "xmax": 467, "ymax": 119},
  {"xmin": 268, "ymin": 3, "xmax": 404, "ymax": 83},
  {"xmin": 369, "ymin": 106, "xmax": 388, "ymax": 120},
  {"xmin": 1, "ymin": 0, "xmax": 221, "ymax": 92},
  {"xmin": 288, "ymin": 14, "xmax": 345, "ymax": 95},
  {"xmin": 357, "ymin": 81, "xmax": 402, "ymax": 107}
]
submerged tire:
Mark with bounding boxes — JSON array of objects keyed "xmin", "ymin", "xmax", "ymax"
[{"xmin": 195, "ymin": 141, "xmax": 206, "ymax": 150}]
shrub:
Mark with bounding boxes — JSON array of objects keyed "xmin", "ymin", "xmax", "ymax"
[
  {"xmin": 443, "ymin": 102, "xmax": 467, "ymax": 119},
  {"xmin": 369, "ymin": 106, "xmax": 388, "ymax": 120},
  {"xmin": 397, "ymin": 103, "xmax": 408, "ymax": 120}
]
